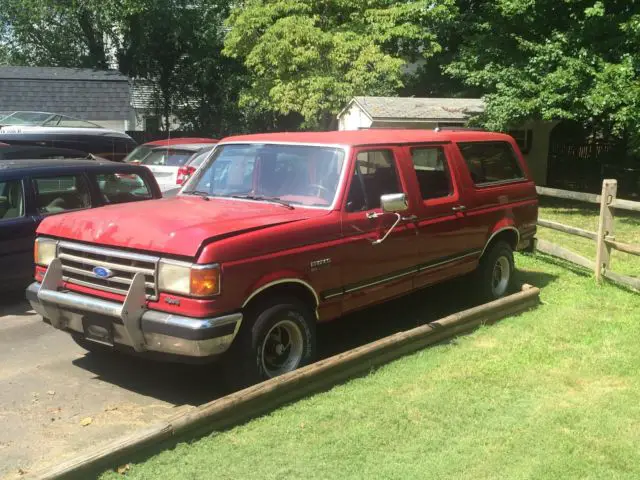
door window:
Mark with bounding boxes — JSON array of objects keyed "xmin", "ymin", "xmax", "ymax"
[
  {"xmin": 33, "ymin": 175, "xmax": 91, "ymax": 214},
  {"xmin": 0, "ymin": 180, "xmax": 24, "ymax": 220},
  {"xmin": 458, "ymin": 141, "xmax": 524, "ymax": 185},
  {"xmin": 410, "ymin": 147, "xmax": 453, "ymax": 200},
  {"xmin": 96, "ymin": 173, "xmax": 153, "ymax": 204},
  {"xmin": 346, "ymin": 150, "xmax": 401, "ymax": 212}
]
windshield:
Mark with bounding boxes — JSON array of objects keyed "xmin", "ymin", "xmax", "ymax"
[
  {"xmin": 124, "ymin": 145, "xmax": 153, "ymax": 163},
  {"xmin": 184, "ymin": 144, "xmax": 346, "ymax": 207},
  {"xmin": 142, "ymin": 148, "xmax": 195, "ymax": 167},
  {"xmin": 0, "ymin": 111, "xmax": 100, "ymax": 127}
]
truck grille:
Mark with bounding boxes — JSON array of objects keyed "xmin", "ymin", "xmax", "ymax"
[{"xmin": 57, "ymin": 241, "xmax": 159, "ymax": 300}]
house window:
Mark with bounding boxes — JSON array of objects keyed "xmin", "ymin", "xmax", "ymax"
[{"xmin": 144, "ymin": 116, "xmax": 161, "ymax": 132}]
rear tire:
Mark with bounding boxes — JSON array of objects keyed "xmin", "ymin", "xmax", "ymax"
[
  {"xmin": 476, "ymin": 241, "xmax": 514, "ymax": 302},
  {"xmin": 225, "ymin": 296, "xmax": 316, "ymax": 388}
]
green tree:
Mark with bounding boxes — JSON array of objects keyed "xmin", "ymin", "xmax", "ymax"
[
  {"xmin": 447, "ymin": 0, "xmax": 640, "ymax": 139},
  {"xmin": 223, "ymin": 0, "xmax": 458, "ymax": 129}
]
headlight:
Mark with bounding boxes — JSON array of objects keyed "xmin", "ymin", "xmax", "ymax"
[
  {"xmin": 34, "ymin": 237, "xmax": 58, "ymax": 267},
  {"xmin": 158, "ymin": 260, "xmax": 220, "ymax": 297}
]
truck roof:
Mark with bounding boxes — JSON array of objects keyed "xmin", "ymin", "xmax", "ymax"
[{"xmin": 219, "ymin": 129, "xmax": 514, "ymax": 147}]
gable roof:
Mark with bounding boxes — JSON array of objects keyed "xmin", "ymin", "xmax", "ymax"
[
  {"xmin": 341, "ymin": 96, "xmax": 485, "ymax": 122},
  {"xmin": 0, "ymin": 66, "xmax": 131, "ymax": 121},
  {"xmin": 0, "ymin": 66, "xmax": 127, "ymax": 81}
]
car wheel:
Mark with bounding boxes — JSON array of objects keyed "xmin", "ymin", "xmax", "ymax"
[
  {"xmin": 227, "ymin": 297, "xmax": 316, "ymax": 388},
  {"xmin": 477, "ymin": 241, "xmax": 514, "ymax": 302}
]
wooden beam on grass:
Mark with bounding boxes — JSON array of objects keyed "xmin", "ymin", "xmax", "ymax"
[
  {"xmin": 603, "ymin": 270, "xmax": 640, "ymax": 292},
  {"xmin": 536, "ymin": 239, "xmax": 595, "ymax": 271}
]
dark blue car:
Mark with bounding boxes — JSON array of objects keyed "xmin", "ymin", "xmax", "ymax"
[{"xmin": 0, "ymin": 159, "xmax": 162, "ymax": 291}]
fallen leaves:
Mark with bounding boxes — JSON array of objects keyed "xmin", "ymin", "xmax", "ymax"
[{"xmin": 80, "ymin": 417, "xmax": 93, "ymax": 427}]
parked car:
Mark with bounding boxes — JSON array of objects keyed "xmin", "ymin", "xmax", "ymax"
[
  {"xmin": 123, "ymin": 137, "xmax": 218, "ymax": 164},
  {"xmin": 0, "ymin": 158, "xmax": 161, "ymax": 290},
  {"xmin": 0, "ymin": 144, "xmax": 101, "ymax": 160},
  {"xmin": 27, "ymin": 129, "xmax": 538, "ymax": 385},
  {"xmin": 137, "ymin": 143, "xmax": 217, "ymax": 192},
  {"xmin": 0, "ymin": 111, "xmax": 137, "ymax": 161}
]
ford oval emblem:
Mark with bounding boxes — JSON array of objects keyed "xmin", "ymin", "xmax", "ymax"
[{"xmin": 92, "ymin": 266, "xmax": 113, "ymax": 279}]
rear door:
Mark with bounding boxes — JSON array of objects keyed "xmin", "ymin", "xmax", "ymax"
[
  {"xmin": 402, "ymin": 143, "xmax": 480, "ymax": 289},
  {"xmin": 338, "ymin": 146, "xmax": 420, "ymax": 313},
  {"xmin": 0, "ymin": 176, "xmax": 36, "ymax": 288}
]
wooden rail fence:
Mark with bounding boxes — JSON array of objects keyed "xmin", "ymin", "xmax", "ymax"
[{"xmin": 536, "ymin": 180, "xmax": 640, "ymax": 291}]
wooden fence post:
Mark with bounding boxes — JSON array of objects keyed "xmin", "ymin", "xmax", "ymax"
[{"xmin": 595, "ymin": 179, "xmax": 617, "ymax": 282}]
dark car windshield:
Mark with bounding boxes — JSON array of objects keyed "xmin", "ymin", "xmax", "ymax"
[{"xmin": 184, "ymin": 143, "xmax": 345, "ymax": 207}]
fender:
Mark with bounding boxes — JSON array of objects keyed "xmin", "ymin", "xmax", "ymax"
[
  {"xmin": 481, "ymin": 220, "xmax": 520, "ymax": 257},
  {"xmin": 242, "ymin": 273, "xmax": 320, "ymax": 309}
]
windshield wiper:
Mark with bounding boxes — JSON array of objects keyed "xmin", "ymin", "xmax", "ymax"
[
  {"xmin": 183, "ymin": 190, "xmax": 211, "ymax": 201},
  {"xmin": 229, "ymin": 194, "xmax": 294, "ymax": 210}
]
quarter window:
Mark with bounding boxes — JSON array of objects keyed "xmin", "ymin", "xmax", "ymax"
[
  {"xmin": 0, "ymin": 180, "xmax": 24, "ymax": 220},
  {"xmin": 410, "ymin": 147, "xmax": 453, "ymax": 200},
  {"xmin": 96, "ymin": 173, "xmax": 153, "ymax": 204},
  {"xmin": 33, "ymin": 175, "xmax": 91, "ymax": 214},
  {"xmin": 458, "ymin": 141, "xmax": 524, "ymax": 185},
  {"xmin": 346, "ymin": 150, "xmax": 401, "ymax": 211}
]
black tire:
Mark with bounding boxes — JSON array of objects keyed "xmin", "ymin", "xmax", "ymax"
[
  {"xmin": 476, "ymin": 240, "xmax": 515, "ymax": 302},
  {"xmin": 225, "ymin": 296, "xmax": 316, "ymax": 388}
]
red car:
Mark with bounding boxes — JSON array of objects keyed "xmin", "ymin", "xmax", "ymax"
[{"xmin": 27, "ymin": 129, "xmax": 538, "ymax": 384}]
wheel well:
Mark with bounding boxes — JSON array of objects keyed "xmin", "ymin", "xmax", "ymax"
[
  {"xmin": 482, "ymin": 228, "xmax": 519, "ymax": 256},
  {"xmin": 243, "ymin": 282, "xmax": 318, "ymax": 318}
]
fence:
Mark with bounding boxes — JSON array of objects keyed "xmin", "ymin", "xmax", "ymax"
[
  {"xmin": 125, "ymin": 131, "xmax": 216, "ymax": 145},
  {"xmin": 536, "ymin": 179, "xmax": 640, "ymax": 291}
]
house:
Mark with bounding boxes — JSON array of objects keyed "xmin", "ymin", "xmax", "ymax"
[
  {"xmin": 337, "ymin": 96, "xmax": 557, "ymax": 185},
  {"xmin": 0, "ymin": 66, "xmax": 132, "ymax": 132}
]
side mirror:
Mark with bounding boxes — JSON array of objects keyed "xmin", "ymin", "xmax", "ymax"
[{"xmin": 381, "ymin": 193, "xmax": 408, "ymax": 213}]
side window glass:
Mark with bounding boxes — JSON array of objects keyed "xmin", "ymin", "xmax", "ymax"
[
  {"xmin": 96, "ymin": 173, "xmax": 153, "ymax": 204},
  {"xmin": 411, "ymin": 147, "xmax": 453, "ymax": 200},
  {"xmin": 33, "ymin": 175, "xmax": 91, "ymax": 215},
  {"xmin": 458, "ymin": 141, "xmax": 524, "ymax": 185},
  {"xmin": 0, "ymin": 180, "xmax": 25, "ymax": 220},
  {"xmin": 346, "ymin": 150, "xmax": 401, "ymax": 211}
]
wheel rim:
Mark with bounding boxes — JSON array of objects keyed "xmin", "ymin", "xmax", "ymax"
[
  {"xmin": 491, "ymin": 256, "xmax": 510, "ymax": 297},
  {"xmin": 261, "ymin": 319, "xmax": 304, "ymax": 378}
]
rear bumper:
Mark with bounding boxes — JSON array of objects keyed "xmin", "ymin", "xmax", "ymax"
[{"xmin": 26, "ymin": 259, "xmax": 242, "ymax": 361}]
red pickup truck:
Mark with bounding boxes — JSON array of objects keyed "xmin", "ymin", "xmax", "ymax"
[{"xmin": 27, "ymin": 129, "xmax": 538, "ymax": 384}]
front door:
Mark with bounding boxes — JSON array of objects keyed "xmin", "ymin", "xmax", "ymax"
[
  {"xmin": 338, "ymin": 147, "xmax": 420, "ymax": 313},
  {"xmin": 0, "ymin": 178, "xmax": 36, "ymax": 289}
]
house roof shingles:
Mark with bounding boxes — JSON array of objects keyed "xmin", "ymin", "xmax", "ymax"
[
  {"xmin": 351, "ymin": 96, "xmax": 485, "ymax": 122},
  {"xmin": 0, "ymin": 66, "xmax": 131, "ymax": 121}
]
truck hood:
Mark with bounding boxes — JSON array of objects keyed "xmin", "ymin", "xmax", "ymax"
[{"xmin": 37, "ymin": 196, "xmax": 330, "ymax": 258}]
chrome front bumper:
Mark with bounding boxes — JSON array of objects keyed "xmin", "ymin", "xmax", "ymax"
[{"xmin": 27, "ymin": 259, "xmax": 242, "ymax": 359}]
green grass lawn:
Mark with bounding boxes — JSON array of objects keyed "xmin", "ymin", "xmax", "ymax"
[
  {"xmin": 101, "ymin": 254, "xmax": 640, "ymax": 480},
  {"xmin": 538, "ymin": 197, "xmax": 640, "ymax": 277}
]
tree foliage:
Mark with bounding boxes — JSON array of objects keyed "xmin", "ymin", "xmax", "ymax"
[
  {"xmin": 224, "ymin": 0, "xmax": 458, "ymax": 129},
  {"xmin": 447, "ymin": 0, "xmax": 640, "ymax": 138}
]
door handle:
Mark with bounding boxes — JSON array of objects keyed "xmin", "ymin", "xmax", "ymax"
[
  {"xmin": 452, "ymin": 205, "xmax": 467, "ymax": 212},
  {"xmin": 402, "ymin": 215, "xmax": 418, "ymax": 222}
]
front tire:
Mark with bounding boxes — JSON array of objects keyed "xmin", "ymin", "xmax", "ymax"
[
  {"xmin": 227, "ymin": 297, "xmax": 316, "ymax": 388},
  {"xmin": 477, "ymin": 241, "xmax": 514, "ymax": 302}
]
